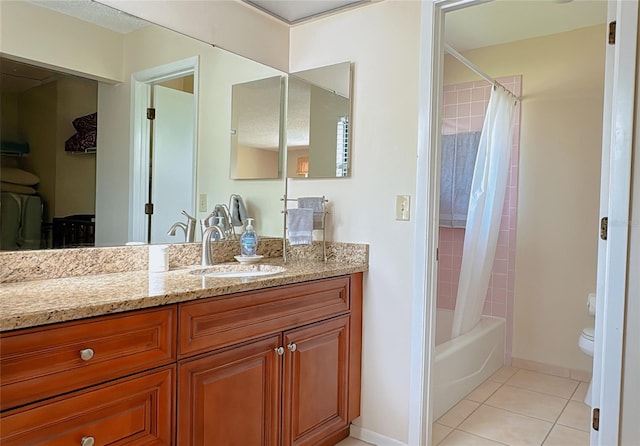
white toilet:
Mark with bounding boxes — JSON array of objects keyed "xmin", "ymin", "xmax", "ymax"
[{"xmin": 578, "ymin": 326, "xmax": 594, "ymax": 405}]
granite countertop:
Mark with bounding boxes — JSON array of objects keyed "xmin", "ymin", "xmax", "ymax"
[{"xmin": 0, "ymin": 257, "xmax": 368, "ymax": 332}]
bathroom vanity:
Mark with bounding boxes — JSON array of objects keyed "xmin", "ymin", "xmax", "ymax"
[{"xmin": 0, "ymin": 245, "xmax": 366, "ymax": 446}]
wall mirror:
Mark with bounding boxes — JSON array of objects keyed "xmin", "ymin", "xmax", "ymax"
[
  {"xmin": 0, "ymin": 0, "xmax": 286, "ymax": 252},
  {"xmin": 230, "ymin": 76, "xmax": 284, "ymax": 180},
  {"xmin": 286, "ymin": 62, "xmax": 352, "ymax": 179}
]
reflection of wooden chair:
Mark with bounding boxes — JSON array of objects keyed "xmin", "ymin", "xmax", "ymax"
[{"xmin": 52, "ymin": 215, "xmax": 95, "ymax": 248}]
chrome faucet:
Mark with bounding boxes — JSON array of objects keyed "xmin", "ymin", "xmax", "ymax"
[
  {"xmin": 201, "ymin": 224, "xmax": 225, "ymax": 266},
  {"xmin": 167, "ymin": 210, "xmax": 197, "ymax": 242}
]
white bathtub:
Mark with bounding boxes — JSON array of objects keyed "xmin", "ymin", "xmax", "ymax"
[{"xmin": 433, "ymin": 309, "xmax": 505, "ymax": 420}]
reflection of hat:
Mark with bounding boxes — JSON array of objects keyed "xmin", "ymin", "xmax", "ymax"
[{"xmin": 65, "ymin": 112, "xmax": 97, "ymax": 153}]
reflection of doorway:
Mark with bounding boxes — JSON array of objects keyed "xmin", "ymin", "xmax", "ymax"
[
  {"xmin": 148, "ymin": 82, "xmax": 195, "ymax": 244},
  {"xmin": 130, "ymin": 57, "xmax": 198, "ymax": 244}
]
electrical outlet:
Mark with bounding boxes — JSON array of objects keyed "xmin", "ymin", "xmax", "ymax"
[
  {"xmin": 199, "ymin": 194, "xmax": 207, "ymax": 212},
  {"xmin": 395, "ymin": 195, "xmax": 410, "ymax": 221}
]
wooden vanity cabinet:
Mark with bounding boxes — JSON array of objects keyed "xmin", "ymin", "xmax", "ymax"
[
  {"xmin": 0, "ymin": 272, "xmax": 363, "ymax": 446},
  {"xmin": 177, "ymin": 273, "xmax": 363, "ymax": 446}
]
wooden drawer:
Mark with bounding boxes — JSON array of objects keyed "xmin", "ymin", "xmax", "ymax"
[
  {"xmin": 0, "ymin": 366, "xmax": 175, "ymax": 445},
  {"xmin": 179, "ymin": 276, "xmax": 350, "ymax": 357},
  {"xmin": 0, "ymin": 306, "xmax": 176, "ymax": 411}
]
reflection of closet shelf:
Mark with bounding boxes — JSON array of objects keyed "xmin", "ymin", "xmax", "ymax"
[
  {"xmin": 281, "ymin": 195, "xmax": 329, "ymax": 264},
  {"xmin": 1, "ymin": 141, "xmax": 30, "ymax": 156},
  {"xmin": 66, "ymin": 147, "xmax": 96, "ymax": 155}
]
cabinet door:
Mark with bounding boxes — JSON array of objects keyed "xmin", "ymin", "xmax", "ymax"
[
  {"xmin": 178, "ymin": 335, "xmax": 282, "ymax": 446},
  {"xmin": 0, "ymin": 366, "xmax": 175, "ymax": 445},
  {"xmin": 283, "ymin": 315, "xmax": 350, "ymax": 446}
]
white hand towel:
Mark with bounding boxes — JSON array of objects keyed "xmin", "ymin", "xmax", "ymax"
[
  {"xmin": 297, "ymin": 197, "xmax": 324, "ymax": 229},
  {"xmin": 287, "ymin": 208, "xmax": 313, "ymax": 245}
]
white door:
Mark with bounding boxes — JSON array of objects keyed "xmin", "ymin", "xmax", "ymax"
[
  {"xmin": 591, "ymin": 1, "xmax": 637, "ymax": 444},
  {"xmin": 149, "ymin": 85, "xmax": 195, "ymax": 244}
]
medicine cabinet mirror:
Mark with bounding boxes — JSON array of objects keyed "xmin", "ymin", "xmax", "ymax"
[
  {"xmin": 230, "ymin": 76, "xmax": 284, "ymax": 180},
  {"xmin": 287, "ymin": 61, "xmax": 352, "ymax": 179}
]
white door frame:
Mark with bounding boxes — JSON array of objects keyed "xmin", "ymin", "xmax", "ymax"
[
  {"xmin": 129, "ymin": 56, "xmax": 199, "ymax": 243},
  {"xmin": 409, "ymin": 1, "xmax": 635, "ymax": 445},
  {"xmin": 591, "ymin": 1, "xmax": 637, "ymax": 444}
]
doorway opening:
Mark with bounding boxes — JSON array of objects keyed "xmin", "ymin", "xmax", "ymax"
[
  {"xmin": 130, "ymin": 57, "xmax": 199, "ymax": 244},
  {"xmin": 409, "ymin": 1, "xmax": 631, "ymax": 445}
]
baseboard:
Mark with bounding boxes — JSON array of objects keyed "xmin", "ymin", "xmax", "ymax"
[
  {"xmin": 350, "ymin": 424, "xmax": 408, "ymax": 446},
  {"xmin": 511, "ymin": 357, "xmax": 592, "ymax": 382}
]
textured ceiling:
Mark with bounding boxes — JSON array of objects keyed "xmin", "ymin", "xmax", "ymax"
[{"xmin": 26, "ymin": 0, "xmax": 148, "ymax": 33}]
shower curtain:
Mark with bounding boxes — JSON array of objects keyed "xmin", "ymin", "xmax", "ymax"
[{"xmin": 451, "ymin": 87, "xmax": 517, "ymax": 338}]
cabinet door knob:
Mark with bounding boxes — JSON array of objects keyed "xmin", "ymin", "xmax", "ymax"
[
  {"xmin": 275, "ymin": 346, "xmax": 284, "ymax": 356},
  {"xmin": 81, "ymin": 436, "xmax": 95, "ymax": 446},
  {"xmin": 79, "ymin": 348, "xmax": 94, "ymax": 361},
  {"xmin": 287, "ymin": 343, "xmax": 297, "ymax": 352}
]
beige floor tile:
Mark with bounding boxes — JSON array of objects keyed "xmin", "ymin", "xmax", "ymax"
[
  {"xmin": 571, "ymin": 381, "xmax": 590, "ymax": 402},
  {"xmin": 437, "ymin": 399, "xmax": 481, "ymax": 428},
  {"xmin": 485, "ymin": 384, "xmax": 568, "ymax": 422},
  {"xmin": 335, "ymin": 437, "xmax": 374, "ymax": 446},
  {"xmin": 439, "ymin": 430, "xmax": 506, "ymax": 446},
  {"xmin": 489, "ymin": 366, "xmax": 519, "ymax": 383},
  {"xmin": 432, "ymin": 423, "xmax": 453, "ymax": 445},
  {"xmin": 459, "ymin": 405, "xmax": 553, "ymax": 446},
  {"xmin": 466, "ymin": 380, "xmax": 503, "ymax": 403},
  {"xmin": 542, "ymin": 424, "xmax": 590, "ymax": 446},
  {"xmin": 506, "ymin": 369, "xmax": 579, "ymax": 399},
  {"xmin": 557, "ymin": 400, "xmax": 592, "ymax": 432}
]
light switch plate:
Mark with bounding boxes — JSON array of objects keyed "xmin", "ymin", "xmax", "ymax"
[
  {"xmin": 199, "ymin": 194, "xmax": 208, "ymax": 212},
  {"xmin": 396, "ymin": 195, "xmax": 410, "ymax": 221}
]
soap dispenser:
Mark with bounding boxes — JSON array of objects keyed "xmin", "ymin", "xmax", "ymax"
[{"xmin": 240, "ymin": 218, "xmax": 258, "ymax": 257}]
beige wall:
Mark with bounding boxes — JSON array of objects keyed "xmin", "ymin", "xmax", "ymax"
[
  {"xmin": 444, "ymin": 25, "xmax": 605, "ymax": 373},
  {"xmin": 1, "ymin": 91, "xmax": 20, "ymax": 141},
  {"xmin": 290, "ymin": 1, "xmax": 421, "ymax": 442},
  {"xmin": 235, "ymin": 145, "xmax": 279, "ymax": 179},
  {"xmin": 0, "ymin": 1, "xmax": 123, "ymax": 82},
  {"xmin": 97, "ymin": 0, "xmax": 289, "ymax": 72},
  {"xmin": 18, "ymin": 82, "xmax": 57, "ymax": 222}
]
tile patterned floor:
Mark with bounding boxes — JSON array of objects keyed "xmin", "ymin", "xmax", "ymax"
[
  {"xmin": 337, "ymin": 366, "xmax": 591, "ymax": 446},
  {"xmin": 434, "ymin": 366, "xmax": 591, "ymax": 445}
]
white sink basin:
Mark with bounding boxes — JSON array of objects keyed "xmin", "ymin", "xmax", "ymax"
[{"xmin": 189, "ymin": 264, "xmax": 286, "ymax": 278}]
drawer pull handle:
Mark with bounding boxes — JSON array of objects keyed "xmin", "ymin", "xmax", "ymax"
[
  {"xmin": 81, "ymin": 436, "xmax": 95, "ymax": 446},
  {"xmin": 287, "ymin": 343, "xmax": 297, "ymax": 352},
  {"xmin": 79, "ymin": 348, "xmax": 94, "ymax": 361},
  {"xmin": 275, "ymin": 346, "xmax": 284, "ymax": 356}
]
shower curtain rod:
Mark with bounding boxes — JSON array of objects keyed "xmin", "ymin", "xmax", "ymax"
[{"xmin": 444, "ymin": 44, "xmax": 520, "ymax": 101}]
